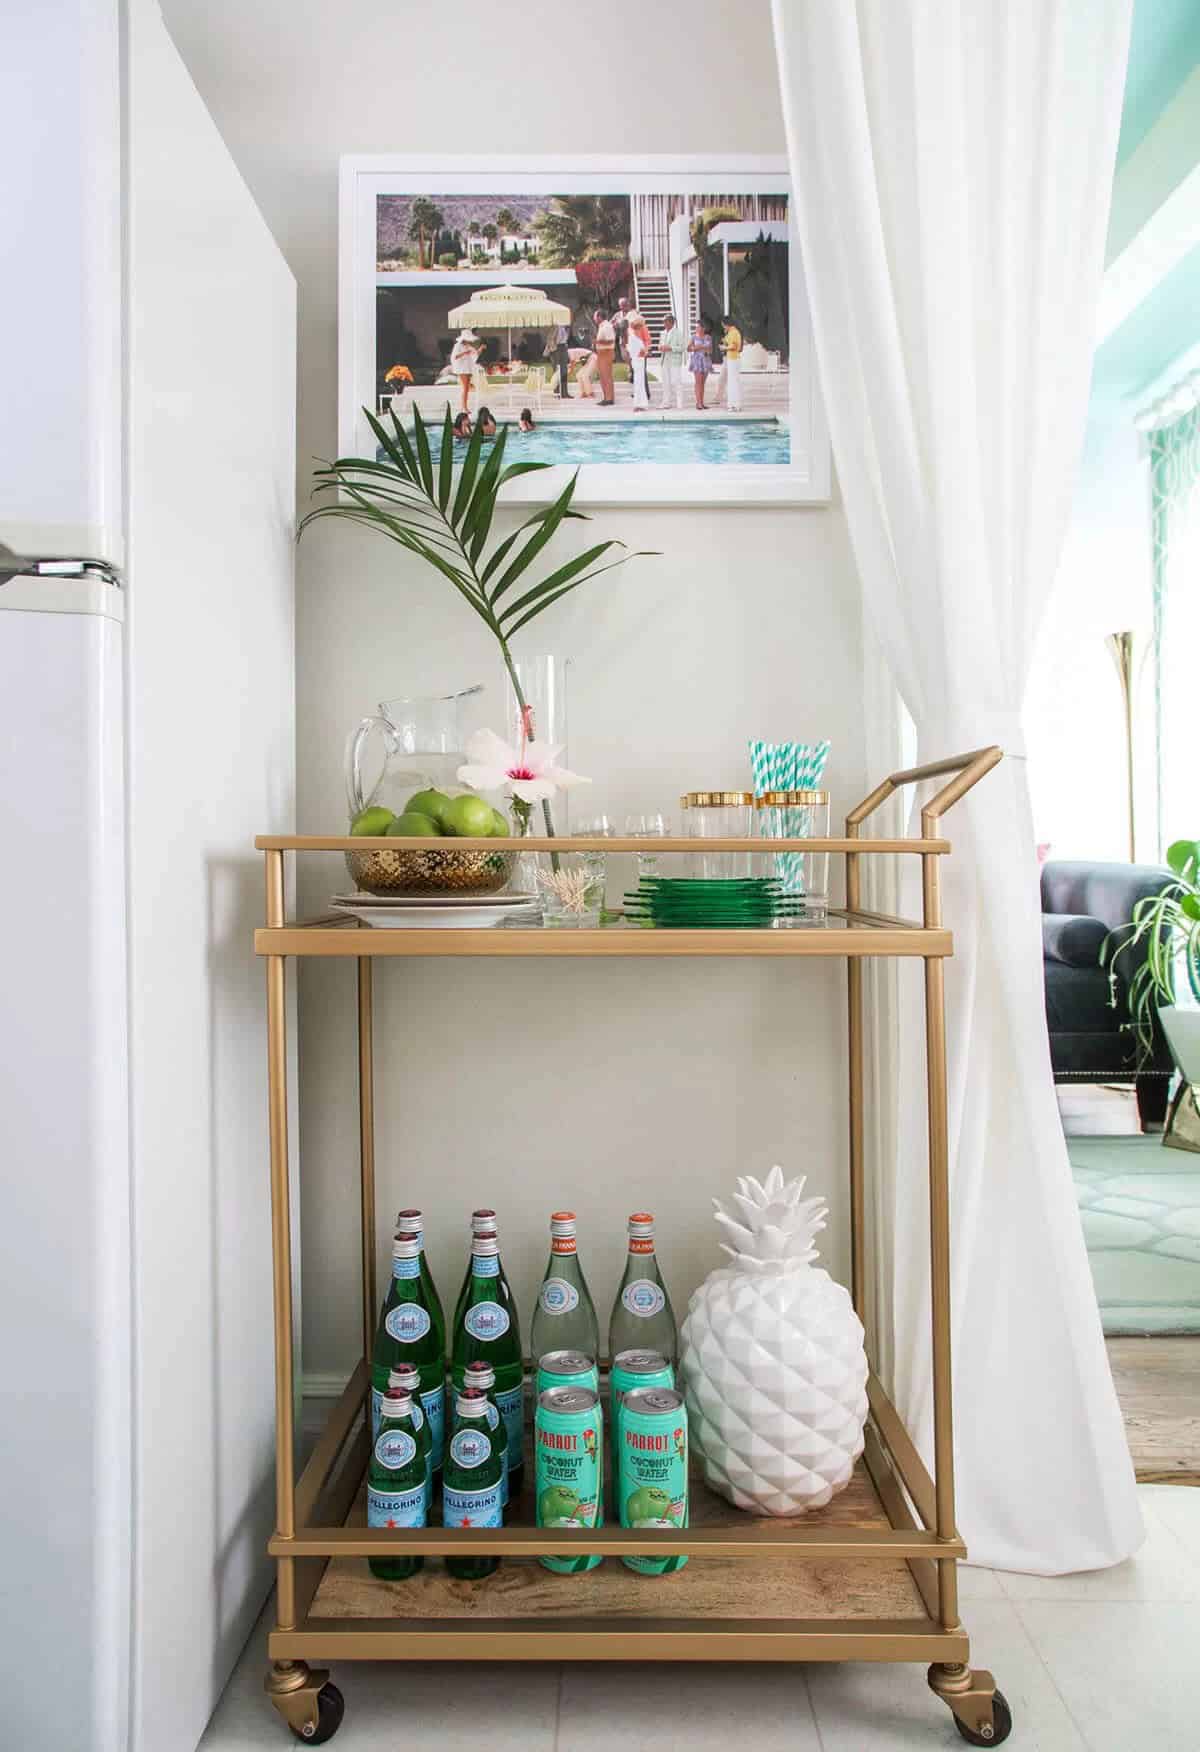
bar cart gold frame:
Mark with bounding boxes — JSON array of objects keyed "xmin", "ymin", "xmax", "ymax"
[{"xmin": 254, "ymin": 746, "xmax": 1010, "ymax": 1747}]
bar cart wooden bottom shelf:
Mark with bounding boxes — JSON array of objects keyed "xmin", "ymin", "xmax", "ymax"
[{"xmin": 255, "ymin": 748, "xmax": 1013, "ymax": 1746}]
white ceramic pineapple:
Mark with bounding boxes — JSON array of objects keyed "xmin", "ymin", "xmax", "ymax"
[{"xmin": 681, "ymin": 1166, "xmax": 868, "ymax": 1515}]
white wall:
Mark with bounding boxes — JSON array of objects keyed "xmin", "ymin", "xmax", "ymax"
[
  {"xmin": 159, "ymin": 0, "xmax": 865, "ymax": 1380},
  {"xmin": 125, "ymin": 3, "xmax": 296, "ymax": 1748}
]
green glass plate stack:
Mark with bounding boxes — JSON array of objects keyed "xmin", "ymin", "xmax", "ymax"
[{"xmin": 623, "ymin": 877, "xmax": 807, "ymax": 928}]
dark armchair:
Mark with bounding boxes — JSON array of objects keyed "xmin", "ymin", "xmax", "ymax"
[{"xmin": 1042, "ymin": 860, "xmax": 1176, "ymax": 1129}]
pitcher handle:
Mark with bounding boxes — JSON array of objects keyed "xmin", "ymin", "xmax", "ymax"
[{"xmin": 345, "ymin": 715, "xmax": 390, "ymax": 820}]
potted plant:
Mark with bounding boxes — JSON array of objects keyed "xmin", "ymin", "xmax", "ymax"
[{"xmin": 1105, "ymin": 839, "xmax": 1200, "ymax": 1081}]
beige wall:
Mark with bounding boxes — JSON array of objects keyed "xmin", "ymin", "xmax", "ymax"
[{"xmin": 160, "ymin": 0, "xmax": 866, "ymax": 1378}]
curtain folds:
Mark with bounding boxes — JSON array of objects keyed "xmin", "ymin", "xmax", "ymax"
[{"xmin": 772, "ymin": 0, "xmax": 1142, "ymax": 1571}]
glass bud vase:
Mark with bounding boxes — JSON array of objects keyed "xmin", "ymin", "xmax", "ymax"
[{"xmin": 504, "ymin": 654, "xmax": 571, "ymax": 838}]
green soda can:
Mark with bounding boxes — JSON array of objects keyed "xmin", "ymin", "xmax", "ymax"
[
  {"xmin": 609, "ymin": 1349, "xmax": 674, "ymax": 1488},
  {"xmin": 618, "ymin": 1386, "xmax": 688, "ymax": 1575},
  {"xmin": 536, "ymin": 1349, "xmax": 599, "ymax": 1397},
  {"xmin": 535, "ymin": 1386, "xmax": 604, "ymax": 1574}
]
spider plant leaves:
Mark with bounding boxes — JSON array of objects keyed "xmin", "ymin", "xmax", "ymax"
[{"xmin": 1167, "ymin": 839, "xmax": 1200, "ymax": 882}]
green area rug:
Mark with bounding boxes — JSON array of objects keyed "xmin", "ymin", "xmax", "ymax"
[{"xmin": 1071, "ymin": 1135, "xmax": 1200, "ymax": 1334}]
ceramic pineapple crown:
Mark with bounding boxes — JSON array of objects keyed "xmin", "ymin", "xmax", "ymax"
[{"xmin": 713, "ymin": 1165, "xmax": 828, "ymax": 1274}]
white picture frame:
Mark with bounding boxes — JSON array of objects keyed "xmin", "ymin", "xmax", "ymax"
[{"xmin": 339, "ymin": 154, "xmax": 830, "ymax": 507}]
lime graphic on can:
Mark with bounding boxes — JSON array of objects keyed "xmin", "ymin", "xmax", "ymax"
[
  {"xmin": 535, "ymin": 1349, "xmax": 600, "ymax": 1396},
  {"xmin": 609, "ymin": 1348, "xmax": 674, "ymax": 1489},
  {"xmin": 535, "ymin": 1386, "xmax": 603, "ymax": 1574},
  {"xmin": 618, "ymin": 1386, "xmax": 688, "ymax": 1575}
]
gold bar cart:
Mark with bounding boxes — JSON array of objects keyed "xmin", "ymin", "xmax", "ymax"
[{"xmin": 254, "ymin": 746, "xmax": 1012, "ymax": 1746}]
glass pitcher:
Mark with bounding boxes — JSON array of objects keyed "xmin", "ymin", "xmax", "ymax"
[{"xmin": 345, "ymin": 687, "xmax": 484, "ymax": 821}]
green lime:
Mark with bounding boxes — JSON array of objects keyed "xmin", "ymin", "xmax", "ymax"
[
  {"xmin": 386, "ymin": 811, "xmax": 441, "ymax": 838},
  {"xmin": 404, "ymin": 788, "xmax": 454, "ymax": 831},
  {"xmin": 489, "ymin": 809, "xmax": 510, "ymax": 837},
  {"xmin": 442, "ymin": 793, "xmax": 497, "ymax": 838},
  {"xmin": 350, "ymin": 806, "xmax": 396, "ymax": 836}
]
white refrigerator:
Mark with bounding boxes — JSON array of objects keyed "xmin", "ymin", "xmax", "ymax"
[{"xmin": 0, "ymin": 4, "xmax": 297, "ymax": 1749}]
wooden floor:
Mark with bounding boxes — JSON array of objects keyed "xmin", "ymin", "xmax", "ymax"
[{"xmin": 1109, "ymin": 1337, "xmax": 1200, "ymax": 1484}]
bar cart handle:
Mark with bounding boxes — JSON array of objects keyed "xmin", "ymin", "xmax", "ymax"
[{"xmin": 846, "ymin": 746, "xmax": 1002, "ymax": 839}]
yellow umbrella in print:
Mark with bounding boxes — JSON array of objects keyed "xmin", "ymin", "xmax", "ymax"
[{"xmin": 447, "ymin": 283, "xmax": 572, "ymax": 367}]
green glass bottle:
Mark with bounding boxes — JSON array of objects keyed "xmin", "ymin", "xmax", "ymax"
[
  {"xmin": 395, "ymin": 1205, "xmax": 446, "ymax": 1359},
  {"xmin": 442, "ymin": 1387, "xmax": 504, "ymax": 1580},
  {"xmin": 367, "ymin": 1388, "xmax": 426, "ymax": 1580},
  {"xmin": 451, "ymin": 1229, "xmax": 525, "ymax": 1495},
  {"xmin": 530, "ymin": 1210, "xmax": 600, "ymax": 1364},
  {"xmin": 371, "ymin": 1231, "xmax": 446, "ymax": 1478},
  {"xmin": 386, "ymin": 1362, "xmax": 433, "ymax": 1510},
  {"xmin": 464, "ymin": 1358, "xmax": 509, "ymax": 1507},
  {"xmin": 451, "ymin": 1208, "xmax": 507, "ymax": 1337},
  {"xmin": 607, "ymin": 1212, "xmax": 678, "ymax": 1366}
]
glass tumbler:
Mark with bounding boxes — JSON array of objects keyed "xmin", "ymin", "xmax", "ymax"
[
  {"xmin": 680, "ymin": 792, "xmax": 754, "ymax": 880},
  {"xmin": 753, "ymin": 790, "xmax": 830, "ymax": 920}
]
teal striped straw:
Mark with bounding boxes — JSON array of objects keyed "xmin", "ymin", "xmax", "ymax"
[{"xmin": 746, "ymin": 739, "xmax": 832, "ymax": 895}]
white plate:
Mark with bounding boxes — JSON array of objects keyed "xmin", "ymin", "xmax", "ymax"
[
  {"xmin": 335, "ymin": 901, "xmax": 535, "ymax": 929},
  {"xmin": 330, "ymin": 890, "xmax": 535, "ymax": 909}
]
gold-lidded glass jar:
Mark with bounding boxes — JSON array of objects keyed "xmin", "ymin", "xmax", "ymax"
[
  {"xmin": 754, "ymin": 789, "xmax": 831, "ymax": 921},
  {"xmin": 680, "ymin": 790, "xmax": 755, "ymax": 879}
]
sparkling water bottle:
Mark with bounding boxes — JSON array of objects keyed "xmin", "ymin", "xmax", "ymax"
[
  {"xmin": 608, "ymin": 1212, "xmax": 677, "ymax": 1365},
  {"xmin": 531, "ymin": 1211, "xmax": 600, "ymax": 1364},
  {"xmin": 451, "ymin": 1227, "xmax": 525, "ymax": 1494}
]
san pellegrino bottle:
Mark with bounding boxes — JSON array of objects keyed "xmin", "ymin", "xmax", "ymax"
[
  {"xmin": 451, "ymin": 1229, "xmax": 525, "ymax": 1493},
  {"xmin": 465, "ymin": 1358, "xmax": 509, "ymax": 1506},
  {"xmin": 367, "ymin": 1387, "xmax": 426, "ymax": 1580},
  {"xmin": 452, "ymin": 1209, "xmax": 509, "ymax": 1336},
  {"xmin": 395, "ymin": 1206, "xmax": 446, "ymax": 1359},
  {"xmin": 531, "ymin": 1211, "xmax": 600, "ymax": 1364},
  {"xmin": 608, "ymin": 1212, "xmax": 678, "ymax": 1365},
  {"xmin": 372, "ymin": 1231, "xmax": 446, "ymax": 1477},
  {"xmin": 386, "ymin": 1362, "xmax": 433, "ymax": 1507},
  {"xmin": 443, "ymin": 1387, "xmax": 503, "ymax": 1580}
]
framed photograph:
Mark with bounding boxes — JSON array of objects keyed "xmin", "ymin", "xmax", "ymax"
[{"xmin": 339, "ymin": 156, "xmax": 829, "ymax": 507}]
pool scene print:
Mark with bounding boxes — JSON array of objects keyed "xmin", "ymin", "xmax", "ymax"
[{"xmin": 373, "ymin": 188, "xmax": 792, "ymax": 468}]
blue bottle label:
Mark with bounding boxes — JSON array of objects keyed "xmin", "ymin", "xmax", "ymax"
[
  {"xmin": 538, "ymin": 1277, "xmax": 580, "ymax": 1315},
  {"xmin": 495, "ymin": 1382, "xmax": 525, "ymax": 1468},
  {"xmin": 385, "ymin": 1303, "xmax": 431, "ymax": 1343},
  {"xmin": 391, "ymin": 1255, "xmax": 421, "ymax": 1280},
  {"xmin": 367, "ymin": 1485, "xmax": 425, "ymax": 1528},
  {"xmin": 421, "ymin": 1384, "xmax": 445, "ymax": 1464},
  {"xmin": 471, "ymin": 1253, "xmax": 500, "ymax": 1277},
  {"xmin": 442, "ymin": 1482, "xmax": 503, "ymax": 1528},
  {"xmin": 463, "ymin": 1301, "xmax": 509, "ymax": 1340},
  {"xmin": 373, "ymin": 1428, "xmax": 417, "ymax": 1471},
  {"xmin": 449, "ymin": 1426, "xmax": 493, "ymax": 1469},
  {"xmin": 621, "ymin": 1279, "xmax": 666, "ymax": 1317}
]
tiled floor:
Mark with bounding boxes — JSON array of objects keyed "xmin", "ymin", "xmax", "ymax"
[{"xmin": 201, "ymin": 1484, "xmax": 1200, "ymax": 1752}]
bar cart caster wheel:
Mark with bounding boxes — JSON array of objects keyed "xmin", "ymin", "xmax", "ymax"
[
  {"xmin": 290, "ymin": 1683, "xmax": 344, "ymax": 1745},
  {"xmin": 265, "ymin": 1664, "xmax": 344, "ymax": 1744},
  {"xmin": 953, "ymin": 1690, "xmax": 1011, "ymax": 1746}
]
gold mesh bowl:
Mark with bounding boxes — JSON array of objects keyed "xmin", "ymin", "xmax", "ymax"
[{"xmin": 345, "ymin": 845, "xmax": 516, "ymax": 897}]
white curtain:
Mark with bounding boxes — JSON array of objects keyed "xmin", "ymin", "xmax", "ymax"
[{"xmin": 772, "ymin": 0, "xmax": 1143, "ymax": 1571}]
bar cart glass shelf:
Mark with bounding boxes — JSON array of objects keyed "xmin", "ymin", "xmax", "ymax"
[{"xmin": 253, "ymin": 747, "xmax": 1012, "ymax": 1746}]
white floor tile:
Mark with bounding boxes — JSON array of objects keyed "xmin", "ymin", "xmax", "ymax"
[
  {"xmin": 806, "ymin": 1602, "xmax": 1086, "ymax": 1751},
  {"xmin": 1017, "ymin": 1599, "xmax": 1200, "ymax": 1752},
  {"xmin": 995, "ymin": 1497, "xmax": 1199, "ymax": 1603},
  {"xmin": 1138, "ymin": 1484, "xmax": 1200, "ymax": 1566},
  {"xmin": 199, "ymin": 1607, "xmax": 561, "ymax": 1751},
  {"xmin": 558, "ymin": 1663, "xmax": 820, "ymax": 1750},
  {"xmin": 957, "ymin": 1561, "xmax": 1005, "ymax": 1599}
]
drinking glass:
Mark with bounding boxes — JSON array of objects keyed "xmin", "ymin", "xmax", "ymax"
[
  {"xmin": 624, "ymin": 812, "xmax": 670, "ymax": 878},
  {"xmin": 572, "ymin": 815, "xmax": 616, "ymax": 905}
]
